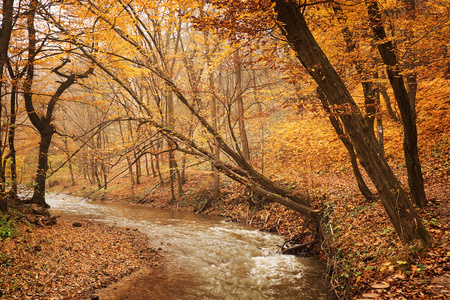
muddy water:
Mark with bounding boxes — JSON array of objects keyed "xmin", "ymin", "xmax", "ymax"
[{"xmin": 47, "ymin": 193, "xmax": 332, "ymax": 299}]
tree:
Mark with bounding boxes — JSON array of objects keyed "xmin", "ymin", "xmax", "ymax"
[
  {"xmin": 271, "ymin": 0, "xmax": 431, "ymax": 245},
  {"xmin": 366, "ymin": 0, "xmax": 426, "ymax": 208},
  {"xmin": 24, "ymin": 0, "xmax": 93, "ymax": 207},
  {"xmin": 0, "ymin": 0, "xmax": 15, "ymax": 212},
  {"xmin": 234, "ymin": 50, "xmax": 251, "ymax": 162}
]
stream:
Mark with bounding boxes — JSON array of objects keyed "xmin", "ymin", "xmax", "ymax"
[{"xmin": 46, "ymin": 193, "xmax": 332, "ymax": 299}]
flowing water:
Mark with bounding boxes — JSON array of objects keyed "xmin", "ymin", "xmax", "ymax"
[{"xmin": 46, "ymin": 193, "xmax": 332, "ymax": 299}]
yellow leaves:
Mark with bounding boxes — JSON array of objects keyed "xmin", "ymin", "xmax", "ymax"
[
  {"xmin": 379, "ymin": 262, "xmax": 395, "ymax": 272},
  {"xmin": 265, "ymin": 112, "xmax": 349, "ymax": 178}
]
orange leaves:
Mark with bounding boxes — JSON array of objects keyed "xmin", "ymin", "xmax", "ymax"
[
  {"xmin": 0, "ymin": 220, "xmax": 160, "ymax": 299},
  {"xmin": 415, "ymin": 79, "xmax": 450, "ymax": 176},
  {"xmin": 193, "ymin": 0, "xmax": 275, "ymax": 36},
  {"xmin": 265, "ymin": 111, "xmax": 349, "ymax": 179}
]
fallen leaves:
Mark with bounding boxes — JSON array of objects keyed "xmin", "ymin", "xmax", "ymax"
[
  {"xmin": 0, "ymin": 220, "xmax": 161, "ymax": 299},
  {"xmin": 370, "ymin": 282, "xmax": 390, "ymax": 289}
]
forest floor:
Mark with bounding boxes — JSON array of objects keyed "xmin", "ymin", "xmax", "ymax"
[
  {"xmin": 5, "ymin": 168, "xmax": 449, "ymax": 299},
  {"xmin": 0, "ymin": 203, "xmax": 162, "ymax": 300}
]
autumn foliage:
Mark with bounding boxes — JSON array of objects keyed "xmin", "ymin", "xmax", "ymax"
[{"xmin": 1, "ymin": 0, "xmax": 450, "ymax": 299}]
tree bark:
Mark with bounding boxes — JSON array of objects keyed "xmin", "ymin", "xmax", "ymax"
[
  {"xmin": 0, "ymin": 0, "xmax": 14, "ymax": 212},
  {"xmin": 317, "ymin": 88, "xmax": 375, "ymax": 201},
  {"xmin": 401, "ymin": 0, "xmax": 418, "ymax": 120},
  {"xmin": 167, "ymin": 91, "xmax": 183, "ymax": 199},
  {"xmin": 366, "ymin": 0, "xmax": 426, "ymax": 208},
  {"xmin": 7, "ymin": 79, "xmax": 18, "ymax": 202},
  {"xmin": 32, "ymin": 129, "xmax": 54, "ymax": 208},
  {"xmin": 273, "ymin": 0, "xmax": 431, "ymax": 245},
  {"xmin": 203, "ymin": 20, "xmax": 220, "ymax": 200},
  {"xmin": 374, "ymin": 74, "xmax": 385, "ymax": 156},
  {"xmin": 235, "ymin": 50, "xmax": 251, "ymax": 161},
  {"xmin": 154, "ymin": 141, "xmax": 163, "ymax": 182},
  {"xmin": 380, "ymin": 83, "xmax": 400, "ymax": 122},
  {"xmin": 0, "ymin": 0, "xmax": 13, "ymax": 83}
]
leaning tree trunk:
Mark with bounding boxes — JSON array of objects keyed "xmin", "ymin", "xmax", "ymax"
[
  {"xmin": 273, "ymin": 0, "xmax": 432, "ymax": 245},
  {"xmin": 317, "ymin": 89, "xmax": 375, "ymax": 201},
  {"xmin": 366, "ymin": 1, "xmax": 426, "ymax": 208}
]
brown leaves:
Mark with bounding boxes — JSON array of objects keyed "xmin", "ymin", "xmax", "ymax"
[
  {"xmin": 192, "ymin": 0, "xmax": 276, "ymax": 43},
  {"xmin": 0, "ymin": 220, "xmax": 160, "ymax": 299}
]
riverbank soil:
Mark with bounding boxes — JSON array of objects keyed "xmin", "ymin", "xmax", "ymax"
[
  {"xmin": 0, "ymin": 204, "xmax": 161, "ymax": 300},
  {"xmin": 53, "ymin": 169, "xmax": 450, "ymax": 299}
]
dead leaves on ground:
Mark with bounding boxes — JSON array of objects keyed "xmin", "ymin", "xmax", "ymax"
[{"xmin": 0, "ymin": 220, "xmax": 160, "ymax": 299}]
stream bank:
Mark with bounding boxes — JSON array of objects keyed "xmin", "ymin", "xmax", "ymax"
[{"xmin": 0, "ymin": 205, "xmax": 161, "ymax": 300}]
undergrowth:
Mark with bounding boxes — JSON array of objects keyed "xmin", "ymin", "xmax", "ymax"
[{"xmin": 0, "ymin": 212, "xmax": 20, "ymax": 241}]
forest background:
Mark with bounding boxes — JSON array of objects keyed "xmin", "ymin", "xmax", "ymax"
[{"xmin": 0, "ymin": 0, "xmax": 449, "ymax": 299}]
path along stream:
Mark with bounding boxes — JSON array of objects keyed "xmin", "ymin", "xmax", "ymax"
[{"xmin": 46, "ymin": 193, "xmax": 332, "ymax": 299}]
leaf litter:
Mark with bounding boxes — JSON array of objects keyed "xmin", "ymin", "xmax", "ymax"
[{"xmin": 0, "ymin": 218, "xmax": 161, "ymax": 299}]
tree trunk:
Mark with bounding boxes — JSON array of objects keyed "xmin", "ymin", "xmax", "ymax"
[
  {"xmin": 31, "ymin": 129, "xmax": 54, "ymax": 208},
  {"xmin": 167, "ymin": 91, "xmax": 183, "ymax": 198},
  {"xmin": 366, "ymin": 1, "xmax": 426, "ymax": 208},
  {"xmin": 374, "ymin": 73, "xmax": 385, "ymax": 156},
  {"xmin": 126, "ymin": 156, "xmax": 135, "ymax": 186},
  {"xmin": 169, "ymin": 159, "xmax": 176, "ymax": 203},
  {"xmin": 145, "ymin": 153, "xmax": 151, "ymax": 176},
  {"xmin": 150, "ymin": 153, "xmax": 157, "ymax": 177},
  {"xmin": 203, "ymin": 19, "xmax": 220, "ymax": 200},
  {"xmin": 211, "ymin": 95, "xmax": 220, "ymax": 200},
  {"xmin": 317, "ymin": 88, "xmax": 375, "ymax": 201},
  {"xmin": 154, "ymin": 142, "xmax": 163, "ymax": 182},
  {"xmin": 0, "ymin": 0, "xmax": 14, "ymax": 210},
  {"xmin": 235, "ymin": 50, "xmax": 251, "ymax": 161},
  {"xmin": 0, "ymin": 0, "xmax": 13, "ymax": 86},
  {"xmin": 7, "ymin": 82, "xmax": 18, "ymax": 202},
  {"xmin": 380, "ymin": 84, "xmax": 400, "ymax": 122},
  {"xmin": 135, "ymin": 150, "xmax": 141, "ymax": 185},
  {"xmin": 401, "ymin": 0, "xmax": 418, "ymax": 120},
  {"xmin": 254, "ymin": 70, "xmax": 266, "ymax": 174},
  {"xmin": 118, "ymin": 122, "xmax": 135, "ymax": 187},
  {"xmin": 181, "ymin": 153, "xmax": 187, "ymax": 184},
  {"xmin": 273, "ymin": 0, "xmax": 432, "ymax": 245},
  {"xmin": 94, "ymin": 167, "xmax": 102, "ymax": 189}
]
